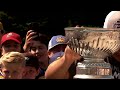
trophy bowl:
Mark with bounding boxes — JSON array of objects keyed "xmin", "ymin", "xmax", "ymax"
[{"xmin": 64, "ymin": 27, "xmax": 120, "ymax": 79}]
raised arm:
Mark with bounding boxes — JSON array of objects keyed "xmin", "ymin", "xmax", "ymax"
[
  {"xmin": 45, "ymin": 45, "xmax": 81, "ymax": 79},
  {"xmin": 23, "ymin": 30, "xmax": 38, "ymax": 52}
]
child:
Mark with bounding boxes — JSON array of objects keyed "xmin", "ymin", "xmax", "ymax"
[
  {"xmin": 22, "ymin": 54, "xmax": 40, "ymax": 79},
  {"xmin": 48, "ymin": 35, "xmax": 67, "ymax": 64},
  {"xmin": 0, "ymin": 32, "xmax": 22, "ymax": 56},
  {"xmin": 0, "ymin": 52, "xmax": 25, "ymax": 79},
  {"xmin": 23, "ymin": 30, "xmax": 49, "ymax": 79}
]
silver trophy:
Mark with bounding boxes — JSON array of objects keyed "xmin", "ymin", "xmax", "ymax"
[{"xmin": 64, "ymin": 27, "xmax": 120, "ymax": 79}]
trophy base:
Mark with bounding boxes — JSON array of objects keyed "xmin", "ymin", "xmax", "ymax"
[{"xmin": 73, "ymin": 75, "xmax": 114, "ymax": 79}]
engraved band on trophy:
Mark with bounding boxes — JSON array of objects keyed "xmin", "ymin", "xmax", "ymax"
[{"xmin": 64, "ymin": 27, "xmax": 120, "ymax": 79}]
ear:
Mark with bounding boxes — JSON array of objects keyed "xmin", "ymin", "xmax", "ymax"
[
  {"xmin": 0, "ymin": 67, "xmax": 4, "ymax": 77},
  {"xmin": 47, "ymin": 51, "xmax": 51, "ymax": 57}
]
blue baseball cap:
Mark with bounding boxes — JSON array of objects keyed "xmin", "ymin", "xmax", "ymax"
[{"xmin": 48, "ymin": 35, "xmax": 67, "ymax": 51}]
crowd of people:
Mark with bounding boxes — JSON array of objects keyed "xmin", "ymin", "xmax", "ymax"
[{"xmin": 0, "ymin": 11, "xmax": 120, "ymax": 79}]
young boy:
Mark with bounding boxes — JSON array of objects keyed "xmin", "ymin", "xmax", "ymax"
[
  {"xmin": 0, "ymin": 52, "xmax": 25, "ymax": 79},
  {"xmin": 0, "ymin": 32, "xmax": 22, "ymax": 56},
  {"xmin": 22, "ymin": 54, "xmax": 40, "ymax": 79},
  {"xmin": 23, "ymin": 30, "xmax": 50, "ymax": 79},
  {"xmin": 48, "ymin": 35, "xmax": 67, "ymax": 64}
]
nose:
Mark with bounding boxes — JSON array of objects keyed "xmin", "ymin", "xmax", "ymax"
[
  {"xmin": 8, "ymin": 76, "xmax": 11, "ymax": 79},
  {"xmin": 8, "ymin": 74, "xmax": 13, "ymax": 79},
  {"xmin": 35, "ymin": 48, "xmax": 41, "ymax": 53},
  {"xmin": 35, "ymin": 49, "xmax": 39, "ymax": 53}
]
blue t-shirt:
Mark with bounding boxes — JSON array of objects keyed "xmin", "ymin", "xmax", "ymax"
[{"xmin": 35, "ymin": 68, "xmax": 46, "ymax": 79}]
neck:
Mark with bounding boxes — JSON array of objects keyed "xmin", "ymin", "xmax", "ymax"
[{"xmin": 39, "ymin": 57, "xmax": 49, "ymax": 70}]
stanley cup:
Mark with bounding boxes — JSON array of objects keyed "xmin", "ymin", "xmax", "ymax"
[{"xmin": 64, "ymin": 27, "xmax": 120, "ymax": 79}]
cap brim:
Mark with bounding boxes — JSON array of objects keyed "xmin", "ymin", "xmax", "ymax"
[
  {"xmin": 1, "ymin": 38, "xmax": 21, "ymax": 45},
  {"xmin": 48, "ymin": 43, "xmax": 67, "ymax": 51}
]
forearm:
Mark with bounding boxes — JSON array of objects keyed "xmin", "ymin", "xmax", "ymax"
[
  {"xmin": 113, "ymin": 54, "xmax": 120, "ymax": 62},
  {"xmin": 45, "ymin": 56, "xmax": 73, "ymax": 79},
  {"xmin": 23, "ymin": 43, "xmax": 30, "ymax": 52},
  {"xmin": 45, "ymin": 46, "xmax": 81, "ymax": 79},
  {"xmin": 112, "ymin": 49, "xmax": 120, "ymax": 62}
]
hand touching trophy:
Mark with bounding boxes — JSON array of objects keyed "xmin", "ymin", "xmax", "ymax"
[{"xmin": 65, "ymin": 27, "xmax": 120, "ymax": 79}]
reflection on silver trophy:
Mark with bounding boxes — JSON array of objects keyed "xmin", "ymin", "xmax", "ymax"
[{"xmin": 64, "ymin": 27, "xmax": 120, "ymax": 79}]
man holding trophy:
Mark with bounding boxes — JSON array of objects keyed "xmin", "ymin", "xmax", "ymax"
[{"xmin": 45, "ymin": 11, "xmax": 120, "ymax": 79}]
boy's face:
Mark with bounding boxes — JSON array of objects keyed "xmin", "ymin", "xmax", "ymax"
[
  {"xmin": 1, "ymin": 40, "xmax": 21, "ymax": 55},
  {"xmin": 30, "ymin": 41, "xmax": 48, "ymax": 62},
  {"xmin": 22, "ymin": 66, "xmax": 39, "ymax": 79},
  {"xmin": 48, "ymin": 44, "xmax": 67, "ymax": 58},
  {"xmin": 0, "ymin": 63, "xmax": 24, "ymax": 79}
]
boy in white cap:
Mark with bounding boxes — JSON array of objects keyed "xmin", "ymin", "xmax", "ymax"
[
  {"xmin": 48, "ymin": 35, "xmax": 67, "ymax": 64},
  {"xmin": 103, "ymin": 11, "xmax": 120, "ymax": 79},
  {"xmin": 103, "ymin": 11, "xmax": 120, "ymax": 29}
]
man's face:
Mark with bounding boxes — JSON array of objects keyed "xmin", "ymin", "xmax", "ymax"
[
  {"xmin": 1, "ymin": 40, "xmax": 21, "ymax": 55},
  {"xmin": 22, "ymin": 66, "xmax": 39, "ymax": 79},
  {"xmin": 0, "ymin": 63, "xmax": 24, "ymax": 79}
]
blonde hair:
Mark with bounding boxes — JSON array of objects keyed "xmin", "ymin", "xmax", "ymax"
[{"xmin": 0, "ymin": 52, "xmax": 26, "ymax": 67}]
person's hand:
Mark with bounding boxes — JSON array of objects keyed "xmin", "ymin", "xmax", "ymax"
[
  {"xmin": 23, "ymin": 30, "xmax": 38, "ymax": 52},
  {"xmin": 63, "ymin": 45, "xmax": 81, "ymax": 63}
]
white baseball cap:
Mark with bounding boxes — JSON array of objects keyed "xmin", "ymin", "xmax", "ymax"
[{"xmin": 103, "ymin": 11, "xmax": 120, "ymax": 29}]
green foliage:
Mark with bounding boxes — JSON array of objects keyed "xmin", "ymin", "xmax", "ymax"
[
  {"xmin": 0, "ymin": 11, "xmax": 9, "ymax": 21},
  {"xmin": 0, "ymin": 11, "xmax": 49, "ymax": 38},
  {"xmin": 0, "ymin": 11, "xmax": 102, "ymax": 40}
]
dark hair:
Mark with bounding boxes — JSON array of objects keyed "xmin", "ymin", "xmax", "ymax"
[
  {"xmin": 23, "ymin": 53, "xmax": 39, "ymax": 70},
  {"xmin": 26, "ymin": 22, "xmax": 47, "ymax": 35},
  {"xmin": 32, "ymin": 33, "xmax": 50, "ymax": 48}
]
